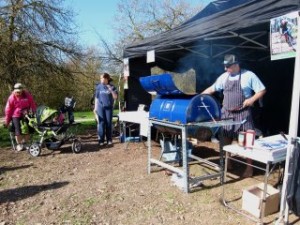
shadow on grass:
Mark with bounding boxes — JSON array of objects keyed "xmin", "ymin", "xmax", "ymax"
[{"xmin": 0, "ymin": 181, "xmax": 69, "ymax": 203}]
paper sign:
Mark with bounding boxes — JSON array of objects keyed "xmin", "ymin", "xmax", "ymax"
[
  {"xmin": 147, "ymin": 50, "xmax": 155, "ymax": 63},
  {"xmin": 123, "ymin": 58, "xmax": 129, "ymax": 77}
]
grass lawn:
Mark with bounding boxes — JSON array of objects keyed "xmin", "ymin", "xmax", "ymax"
[
  {"xmin": 74, "ymin": 110, "xmax": 119, "ymax": 121},
  {"xmin": 74, "ymin": 111, "xmax": 95, "ymax": 120},
  {"xmin": 0, "ymin": 111, "xmax": 118, "ymax": 148}
]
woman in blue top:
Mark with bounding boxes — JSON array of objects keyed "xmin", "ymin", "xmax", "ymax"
[
  {"xmin": 94, "ymin": 73, "xmax": 118, "ymax": 147},
  {"xmin": 202, "ymin": 54, "xmax": 266, "ymax": 177}
]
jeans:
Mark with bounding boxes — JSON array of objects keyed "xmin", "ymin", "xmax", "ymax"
[
  {"xmin": 67, "ymin": 108, "xmax": 74, "ymax": 124},
  {"xmin": 97, "ymin": 106, "xmax": 113, "ymax": 143}
]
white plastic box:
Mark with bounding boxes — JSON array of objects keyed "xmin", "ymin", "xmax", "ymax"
[{"xmin": 242, "ymin": 183, "xmax": 280, "ymax": 218}]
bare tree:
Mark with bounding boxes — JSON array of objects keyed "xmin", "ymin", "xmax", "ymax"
[
  {"xmin": 99, "ymin": 0, "xmax": 203, "ymax": 75},
  {"xmin": 0, "ymin": 0, "xmax": 83, "ymax": 89},
  {"xmin": 115, "ymin": 0, "xmax": 202, "ymax": 44}
]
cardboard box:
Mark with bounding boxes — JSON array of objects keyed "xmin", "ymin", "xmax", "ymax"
[{"xmin": 242, "ymin": 183, "xmax": 280, "ymax": 218}]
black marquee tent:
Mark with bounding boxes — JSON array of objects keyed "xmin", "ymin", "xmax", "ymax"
[{"xmin": 123, "ymin": 0, "xmax": 300, "ymax": 136}]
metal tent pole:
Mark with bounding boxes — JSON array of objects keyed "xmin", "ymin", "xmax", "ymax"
[{"xmin": 275, "ymin": 12, "xmax": 300, "ymax": 225}]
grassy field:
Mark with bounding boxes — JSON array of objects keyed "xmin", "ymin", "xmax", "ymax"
[
  {"xmin": 73, "ymin": 111, "xmax": 95, "ymax": 120},
  {"xmin": 0, "ymin": 110, "xmax": 119, "ymax": 148}
]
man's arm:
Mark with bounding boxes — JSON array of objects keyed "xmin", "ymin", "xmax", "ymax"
[
  {"xmin": 243, "ymin": 89, "xmax": 266, "ymax": 108},
  {"xmin": 201, "ymin": 85, "xmax": 215, "ymax": 95}
]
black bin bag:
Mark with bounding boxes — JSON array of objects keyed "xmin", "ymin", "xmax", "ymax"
[{"xmin": 286, "ymin": 140, "xmax": 300, "ymax": 216}]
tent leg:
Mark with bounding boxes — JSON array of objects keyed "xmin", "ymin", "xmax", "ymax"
[
  {"xmin": 275, "ymin": 12, "xmax": 300, "ymax": 225},
  {"xmin": 274, "ymin": 143, "xmax": 294, "ymax": 225}
]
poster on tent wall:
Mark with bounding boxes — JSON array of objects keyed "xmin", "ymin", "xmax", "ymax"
[{"xmin": 270, "ymin": 11, "xmax": 298, "ymax": 60}]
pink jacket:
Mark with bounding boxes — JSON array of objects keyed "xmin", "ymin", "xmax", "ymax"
[{"xmin": 5, "ymin": 91, "xmax": 37, "ymax": 125}]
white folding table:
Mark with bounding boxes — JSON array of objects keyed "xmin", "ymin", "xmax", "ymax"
[
  {"xmin": 222, "ymin": 134, "xmax": 288, "ymax": 224},
  {"xmin": 118, "ymin": 111, "xmax": 149, "ymax": 148}
]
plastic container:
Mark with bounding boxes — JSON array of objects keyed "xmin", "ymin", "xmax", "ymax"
[
  {"xmin": 245, "ymin": 129, "xmax": 256, "ymax": 148},
  {"xmin": 119, "ymin": 132, "xmax": 125, "ymax": 143},
  {"xmin": 149, "ymin": 94, "xmax": 221, "ymax": 124},
  {"xmin": 125, "ymin": 136, "xmax": 140, "ymax": 142},
  {"xmin": 238, "ymin": 131, "xmax": 246, "ymax": 147},
  {"xmin": 149, "ymin": 94, "xmax": 221, "ymax": 137},
  {"xmin": 139, "ymin": 73, "xmax": 221, "ymax": 139}
]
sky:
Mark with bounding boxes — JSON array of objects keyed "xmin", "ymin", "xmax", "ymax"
[
  {"xmin": 64, "ymin": 0, "xmax": 213, "ymax": 48},
  {"xmin": 65, "ymin": 0, "xmax": 120, "ymax": 47}
]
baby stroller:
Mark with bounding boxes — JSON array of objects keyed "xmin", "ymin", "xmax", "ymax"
[{"xmin": 25, "ymin": 105, "xmax": 82, "ymax": 157}]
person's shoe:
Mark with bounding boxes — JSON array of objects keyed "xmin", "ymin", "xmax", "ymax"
[
  {"xmin": 23, "ymin": 143, "xmax": 30, "ymax": 150},
  {"xmin": 16, "ymin": 144, "xmax": 24, "ymax": 152},
  {"xmin": 99, "ymin": 142, "xmax": 105, "ymax": 147},
  {"xmin": 107, "ymin": 141, "xmax": 113, "ymax": 147}
]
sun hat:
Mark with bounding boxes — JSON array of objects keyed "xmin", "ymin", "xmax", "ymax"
[
  {"xmin": 13, "ymin": 83, "xmax": 24, "ymax": 92},
  {"xmin": 223, "ymin": 54, "xmax": 239, "ymax": 67}
]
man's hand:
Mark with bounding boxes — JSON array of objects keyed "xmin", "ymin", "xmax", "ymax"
[
  {"xmin": 243, "ymin": 90, "xmax": 266, "ymax": 108},
  {"xmin": 243, "ymin": 98, "xmax": 255, "ymax": 108}
]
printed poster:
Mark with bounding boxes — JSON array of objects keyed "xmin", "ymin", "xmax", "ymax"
[{"xmin": 270, "ymin": 11, "xmax": 298, "ymax": 60}]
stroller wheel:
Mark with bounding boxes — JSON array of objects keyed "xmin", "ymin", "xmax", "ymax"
[
  {"xmin": 72, "ymin": 139, "xmax": 82, "ymax": 154},
  {"xmin": 28, "ymin": 143, "xmax": 41, "ymax": 157}
]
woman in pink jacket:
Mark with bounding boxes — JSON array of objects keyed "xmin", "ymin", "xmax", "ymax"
[{"xmin": 5, "ymin": 83, "xmax": 37, "ymax": 151}]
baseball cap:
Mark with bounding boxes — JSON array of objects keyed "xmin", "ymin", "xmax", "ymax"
[
  {"xmin": 223, "ymin": 54, "xmax": 239, "ymax": 67},
  {"xmin": 14, "ymin": 83, "xmax": 24, "ymax": 92}
]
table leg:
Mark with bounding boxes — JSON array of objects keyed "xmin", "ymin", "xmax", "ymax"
[
  {"xmin": 222, "ymin": 151, "xmax": 228, "ymax": 201},
  {"xmin": 221, "ymin": 155, "xmax": 276, "ymax": 224},
  {"xmin": 147, "ymin": 122, "xmax": 152, "ymax": 174},
  {"xmin": 259, "ymin": 162, "xmax": 270, "ymax": 223},
  {"xmin": 182, "ymin": 126, "xmax": 189, "ymax": 193},
  {"xmin": 219, "ymin": 127, "xmax": 225, "ymax": 184}
]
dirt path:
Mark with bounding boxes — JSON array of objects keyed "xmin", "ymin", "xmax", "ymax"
[{"xmin": 0, "ymin": 131, "xmax": 297, "ymax": 225}]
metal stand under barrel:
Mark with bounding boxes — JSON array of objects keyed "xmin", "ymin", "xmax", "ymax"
[{"xmin": 147, "ymin": 118, "xmax": 243, "ymax": 193}]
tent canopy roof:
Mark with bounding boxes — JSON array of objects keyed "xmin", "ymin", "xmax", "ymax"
[{"xmin": 123, "ymin": 0, "xmax": 300, "ymax": 71}]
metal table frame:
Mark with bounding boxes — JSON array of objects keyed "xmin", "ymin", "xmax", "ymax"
[
  {"xmin": 222, "ymin": 141, "xmax": 286, "ymax": 224},
  {"xmin": 147, "ymin": 118, "xmax": 242, "ymax": 193},
  {"xmin": 120, "ymin": 121, "xmax": 142, "ymax": 149},
  {"xmin": 118, "ymin": 111, "xmax": 149, "ymax": 149}
]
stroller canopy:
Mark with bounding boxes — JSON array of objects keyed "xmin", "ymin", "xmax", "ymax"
[{"xmin": 36, "ymin": 105, "xmax": 58, "ymax": 125}]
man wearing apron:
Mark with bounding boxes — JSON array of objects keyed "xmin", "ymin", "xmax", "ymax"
[{"xmin": 202, "ymin": 54, "xmax": 266, "ymax": 177}]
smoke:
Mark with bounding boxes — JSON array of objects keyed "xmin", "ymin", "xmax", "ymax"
[{"xmin": 173, "ymin": 47, "xmax": 225, "ymax": 92}]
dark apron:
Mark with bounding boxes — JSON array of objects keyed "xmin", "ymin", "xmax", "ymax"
[{"xmin": 222, "ymin": 72, "xmax": 254, "ymax": 138}]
